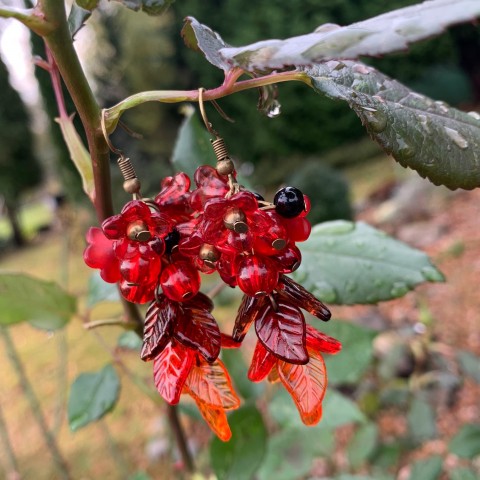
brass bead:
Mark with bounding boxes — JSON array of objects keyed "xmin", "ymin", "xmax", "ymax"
[
  {"xmin": 223, "ymin": 208, "xmax": 248, "ymax": 233},
  {"xmin": 272, "ymin": 238, "xmax": 287, "ymax": 251},
  {"xmin": 199, "ymin": 244, "xmax": 220, "ymax": 263},
  {"xmin": 216, "ymin": 158, "xmax": 235, "ymax": 176},
  {"xmin": 123, "ymin": 178, "xmax": 141, "ymax": 195},
  {"xmin": 127, "ymin": 220, "xmax": 151, "ymax": 241}
]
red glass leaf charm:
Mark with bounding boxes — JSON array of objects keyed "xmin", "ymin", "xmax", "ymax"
[
  {"xmin": 153, "ymin": 341, "xmax": 195, "ymax": 404},
  {"xmin": 278, "ymin": 348, "xmax": 327, "ymax": 426},
  {"xmin": 277, "ymin": 275, "xmax": 331, "ymax": 321},
  {"xmin": 248, "ymin": 341, "xmax": 276, "ymax": 382},
  {"xmin": 174, "ymin": 306, "xmax": 221, "ymax": 363},
  {"xmin": 141, "ymin": 297, "xmax": 176, "ymax": 361},
  {"xmin": 184, "ymin": 356, "xmax": 240, "ymax": 410},
  {"xmin": 255, "ymin": 298, "xmax": 308, "ymax": 364},
  {"xmin": 187, "ymin": 394, "xmax": 232, "ymax": 442},
  {"xmin": 267, "ymin": 365, "xmax": 280, "ymax": 384},
  {"xmin": 306, "ymin": 325, "xmax": 342, "ymax": 355},
  {"xmin": 232, "ymin": 295, "xmax": 267, "ymax": 342},
  {"xmin": 183, "ymin": 291, "xmax": 214, "ymax": 312},
  {"xmin": 220, "ymin": 333, "xmax": 242, "ymax": 349}
]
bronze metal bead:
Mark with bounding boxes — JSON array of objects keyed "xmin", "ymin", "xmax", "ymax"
[
  {"xmin": 216, "ymin": 158, "xmax": 235, "ymax": 176},
  {"xmin": 127, "ymin": 220, "xmax": 151, "ymax": 241},
  {"xmin": 272, "ymin": 238, "xmax": 287, "ymax": 251},
  {"xmin": 199, "ymin": 244, "xmax": 220, "ymax": 263},
  {"xmin": 223, "ymin": 208, "xmax": 248, "ymax": 233},
  {"xmin": 123, "ymin": 178, "xmax": 141, "ymax": 195}
]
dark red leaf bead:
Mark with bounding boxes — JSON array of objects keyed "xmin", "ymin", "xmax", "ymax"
[
  {"xmin": 221, "ymin": 334, "xmax": 242, "ymax": 349},
  {"xmin": 83, "ymin": 227, "xmax": 121, "ymax": 283},
  {"xmin": 183, "ymin": 292, "xmax": 214, "ymax": 312},
  {"xmin": 174, "ymin": 306, "xmax": 221, "ymax": 363},
  {"xmin": 306, "ymin": 325, "xmax": 342, "ymax": 354},
  {"xmin": 236, "ymin": 255, "xmax": 279, "ymax": 297},
  {"xmin": 273, "ymin": 243, "xmax": 302, "ymax": 274},
  {"xmin": 248, "ymin": 341, "xmax": 277, "ymax": 382},
  {"xmin": 232, "ymin": 295, "xmax": 267, "ymax": 342},
  {"xmin": 141, "ymin": 296, "xmax": 177, "ymax": 361},
  {"xmin": 277, "ymin": 275, "xmax": 331, "ymax": 321},
  {"xmin": 160, "ymin": 261, "xmax": 201, "ymax": 302},
  {"xmin": 255, "ymin": 297, "xmax": 309, "ymax": 364},
  {"xmin": 119, "ymin": 280, "xmax": 156, "ymax": 304}
]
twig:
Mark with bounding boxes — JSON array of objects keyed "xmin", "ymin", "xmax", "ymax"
[
  {"xmin": 167, "ymin": 405, "xmax": 194, "ymax": 473},
  {"xmin": 83, "ymin": 318, "xmax": 139, "ymax": 330},
  {"xmin": 0, "ymin": 403, "xmax": 20, "ymax": 480},
  {"xmin": 0, "ymin": 327, "xmax": 71, "ymax": 479}
]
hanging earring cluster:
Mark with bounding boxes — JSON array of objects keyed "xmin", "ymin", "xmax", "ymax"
[{"xmin": 84, "ymin": 91, "xmax": 341, "ymax": 441}]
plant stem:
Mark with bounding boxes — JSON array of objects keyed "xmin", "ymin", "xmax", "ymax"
[
  {"xmin": 0, "ymin": 403, "xmax": 20, "ymax": 480},
  {"xmin": 104, "ymin": 70, "xmax": 311, "ymax": 133},
  {"xmin": 39, "ymin": 0, "xmax": 113, "ymax": 222},
  {"xmin": 0, "ymin": 327, "xmax": 71, "ymax": 479},
  {"xmin": 0, "ymin": 6, "xmax": 53, "ymax": 35},
  {"xmin": 167, "ymin": 405, "xmax": 194, "ymax": 473}
]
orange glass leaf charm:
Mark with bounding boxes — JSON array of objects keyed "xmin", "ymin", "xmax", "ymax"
[
  {"xmin": 306, "ymin": 325, "xmax": 342, "ymax": 355},
  {"xmin": 255, "ymin": 298, "xmax": 308, "ymax": 364},
  {"xmin": 153, "ymin": 341, "xmax": 195, "ymax": 404},
  {"xmin": 189, "ymin": 393, "xmax": 232, "ymax": 442},
  {"xmin": 184, "ymin": 356, "xmax": 240, "ymax": 410},
  {"xmin": 248, "ymin": 341, "xmax": 276, "ymax": 382},
  {"xmin": 267, "ymin": 365, "xmax": 280, "ymax": 384},
  {"xmin": 278, "ymin": 348, "xmax": 327, "ymax": 425}
]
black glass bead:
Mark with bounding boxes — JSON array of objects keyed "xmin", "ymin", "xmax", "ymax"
[
  {"xmin": 164, "ymin": 229, "xmax": 180, "ymax": 255},
  {"xmin": 273, "ymin": 187, "xmax": 305, "ymax": 218}
]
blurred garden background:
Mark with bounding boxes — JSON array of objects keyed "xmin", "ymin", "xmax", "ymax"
[{"xmin": 0, "ymin": 1, "xmax": 479, "ymax": 479}]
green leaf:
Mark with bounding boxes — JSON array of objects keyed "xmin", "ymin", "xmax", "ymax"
[
  {"xmin": 56, "ymin": 116, "xmax": 95, "ymax": 200},
  {"xmin": 68, "ymin": 364, "xmax": 120, "ymax": 431},
  {"xmin": 218, "ymin": 1, "xmax": 480, "ymax": 70},
  {"xmin": 371, "ymin": 442, "xmax": 402, "ymax": 469},
  {"xmin": 181, "ymin": 17, "xmax": 231, "ymax": 72},
  {"xmin": 407, "ymin": 396, "xmax": 437, "ymax": 444},
  {"xmin": 310, "ymin": 319, "xmax": 376, "ymax": 385},
  {"xmin": 450, "ymin": 467, "xmax": 478, "ymax": 480},
  {"xmin": 87, "ymin": 271, "xmax": 120, "ymax": 308},
  {"xmin": 118, "ymin": 331, "xmax": 142, "ymax": 351},
  {"xmin": 304, "ymin": 62, "xmax": 480, "ymax": 190},
  {"xmin": 113, "ymin": 0, "xmax": 175, "ymax": 15},
  {"xmin": 409, "ymin": 456, "xmax": 443, "ymax": 480},
  {"xmin": 257, "ymin": 426, "xmax": 333, "ymax": 480},
  {"xmin": 0, "ymin": 273, "xmax": 76, "ymax": 330},
  {"xmin": 68, "ymin": 4, "xmax": 91, "ymax": 39},
  {"xmin": 171, "ymin": 106, "xmax": 215, "ymax": 179},
  {"xmin": 457, "ymin": 350, "xmax": 480, "ymax": 383},
  {"xmin": 449, "ymin": 424, "xmax": 480, "ymax": 459},
  {"xmin": 211, "ymin": 405, "xmax": 267, "ymax": 480},
  {"xmin": 347, "ymin": 423, "xmax": 378, "ymax": 469},
  {"xmin": 75, "ymin": 0, "xmax": 99, "ymax": 11},
  {"xmin": 269, "ymin": 388, "xmax": 365, "ymax": 430},
  {"xmin": 295, "ymin": 220, "xmax": 444, "ymax": 305},
  {"xmin": 221, "ymin": 349, "xmax": 264, "ymax": 400}
]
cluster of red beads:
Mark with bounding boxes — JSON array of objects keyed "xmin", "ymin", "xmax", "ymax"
[{"xmin": 84, "ymin": 164, "xmax": 341, "ymax": 441}]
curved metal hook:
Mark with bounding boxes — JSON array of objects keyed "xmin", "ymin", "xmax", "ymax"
[
  {"xmin": 101, "ymin": 109, "xmax": 124, "ymax": 157},
  {"xmin": 198, "ymin": 88, "xmax": 220, "ymax": 138}
]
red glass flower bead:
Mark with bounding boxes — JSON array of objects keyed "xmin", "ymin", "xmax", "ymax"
[
  {"xmin": 155, "ymin": 172, "xmax": 192, "ymax": 221},
  {"xmin": 189, "ymin": 165, "xmax": 230, "ymax": 211},
  {"xmin": 273, "ymin": 243, "xmax": 302, "ymax": 273},
  {"xmin": 255, "ymin": 296, "xmax": 308, "ymax": 364},
  {"xmin": 102, "ymin": 199, "xmax": 172, "ymax": 242},
  {"xmin": 119, "ymin": 244, "xmax": 162, "ymax": 285},
  {"xmin": 83, "ymin": 227, "xmax": 121, "ymax": 283},
  {"xmin": 236, "ymin": 254, "xmax": 279, "ymax": 297},
  {"xmin": 250, "ymin": 210, "xmax": 288, "ymax": 256},
  {"xmin": 280, "ymin": 215, "xmax": 311, "ymax": 242},
  {"xmin": 160, "ymin": 261, "xmax": 201, "ymax": 302},
  {"xmin": 119, "ymin": 279, "xmax": 156, "ymax": 304}
]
